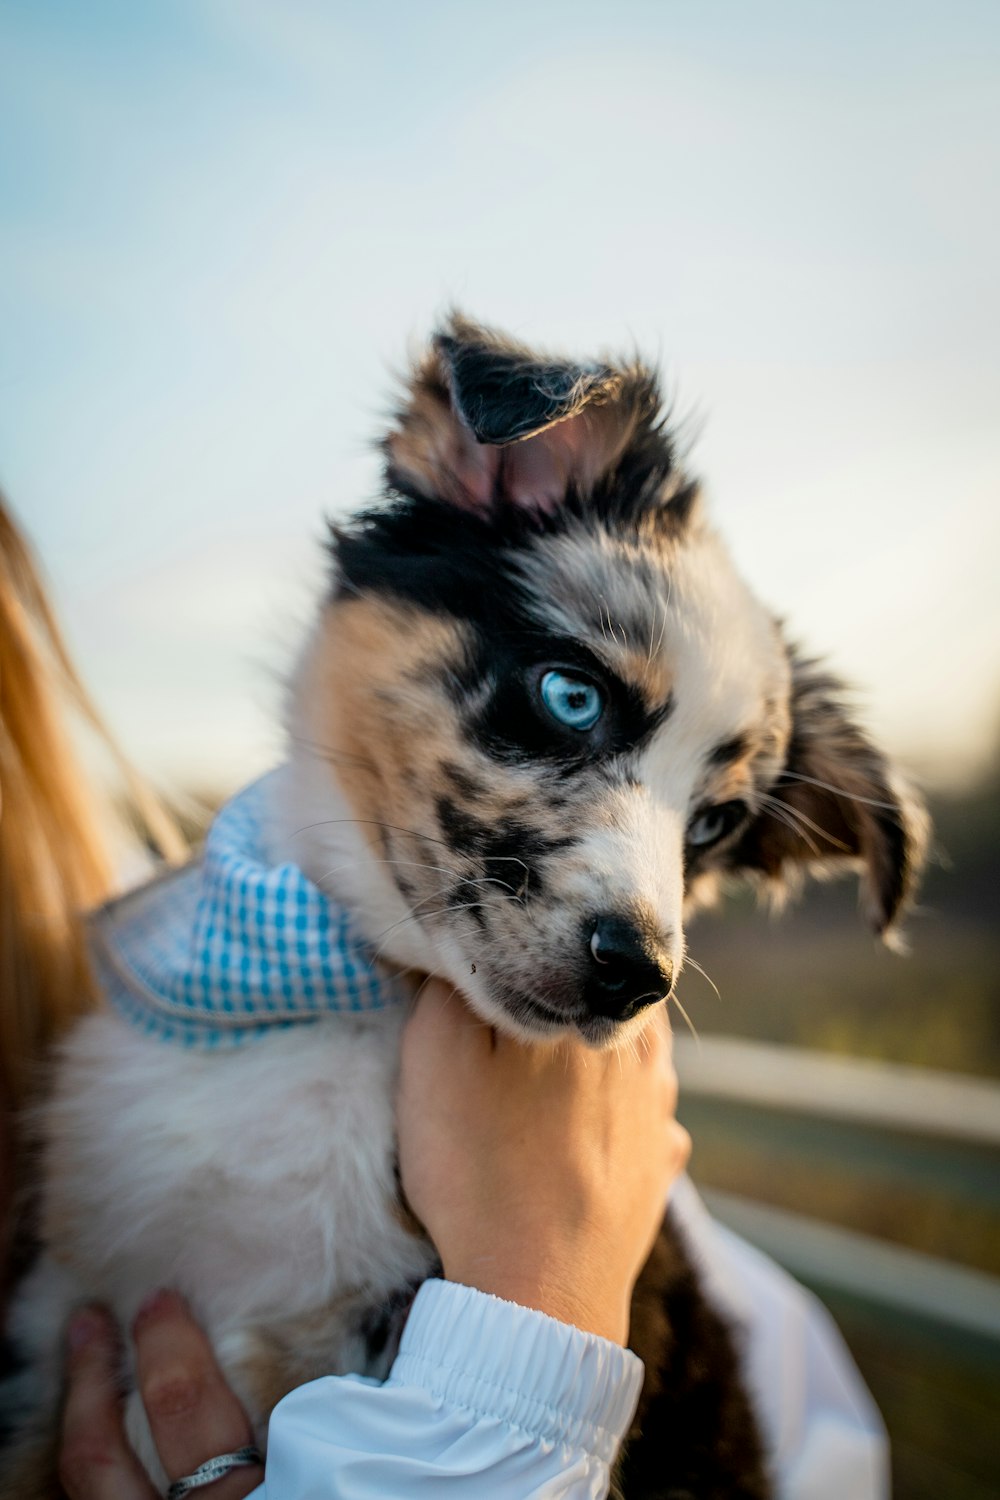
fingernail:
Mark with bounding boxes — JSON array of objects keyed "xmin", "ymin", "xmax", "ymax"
[
  {"xmin": 67, "ymin": 1308, "xmax": 104, "ymax": 1352},
  {"xmin": 134, "ymin": 1288, "xmax": 180, "ymax": 1326}
]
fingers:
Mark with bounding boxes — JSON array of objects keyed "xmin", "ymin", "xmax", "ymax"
[
  {"xmin": 413, "ymin": 977, "xmax": 485, "ymax": 1035},
  {"xmin": 409, "ymin": 976, "xmax": 466, "ymax": 1029},
  {"xmin": 59, "ymin": 1297, "xmax": 262, "ymax": 1500},
  {"xmin": 60, "ymin": 1306, "xmax": 155, "ymax": 1500},
  {"xmin": 404, "ymin": 978, "xmax": 493, "ymax": 1067},
  {"xmin": 132, "ymin": 1291, "xmax": 261, "ymax": 1498}
]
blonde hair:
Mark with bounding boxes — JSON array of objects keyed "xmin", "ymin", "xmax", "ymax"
[{"xmin": 0, "ymin": 498, "xmax": 185, "ymax": 1109}]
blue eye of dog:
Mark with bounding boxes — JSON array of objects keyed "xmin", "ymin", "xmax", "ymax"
[
  {"xmin": 687, "ymin": 801, "xmax": 747, "ymax": 848},
  {"xmin": 539, "ymin": 670, "xmax": 604, "ymax": 731}
]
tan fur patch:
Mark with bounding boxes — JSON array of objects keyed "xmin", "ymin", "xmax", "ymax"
[{"xmin": 298, "ymin": 596, "xmax": 471, "ymax": 857}]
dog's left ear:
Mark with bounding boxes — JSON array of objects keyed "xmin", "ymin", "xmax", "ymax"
[
  {"xmin": 732, "ymin": 653, "xmax": 930, "ymax": 944},
  {"xmin": 385, "ymin": 313, "xmax": 664, "ymax": 518}
]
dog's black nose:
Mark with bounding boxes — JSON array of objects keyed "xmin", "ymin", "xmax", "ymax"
[{"xmin": 585, "ymin": 915, "xmax": 674, "ymax": 1021}]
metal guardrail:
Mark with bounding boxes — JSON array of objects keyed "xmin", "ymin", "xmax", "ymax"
[
  {"xmin": 674, "ymin": 1034, "xmax": 1000, "ymax": 1337},
  {"xmin": 673, "ymin": 1034, "xmax": 1000, "ymax": 1147},
  {"xmin": 702, "ymin": 1188, "xmax": 1000, "ymax": 1345},
  {"xmin": 675, "ymin": 1035, "xmax": 1000, "ymax": 1496}
]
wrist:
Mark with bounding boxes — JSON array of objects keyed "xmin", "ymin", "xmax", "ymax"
[
  {"xmin": 396, "ymin": 1279, "xmax": 646, "ymax": 1462},
  {"xmin": 442, "ymin": 1253, "xmax": 631, "ymax": 1344}
]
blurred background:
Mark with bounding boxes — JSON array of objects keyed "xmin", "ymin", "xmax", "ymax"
[{"xmin": 2, "ymin": 3, "xmax": 998, "ymax": 1494}]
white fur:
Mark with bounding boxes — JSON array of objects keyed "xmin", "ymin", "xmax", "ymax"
[{"xmin": 9, "ymin": 999, "xmax": 434, "ymax": 1485}]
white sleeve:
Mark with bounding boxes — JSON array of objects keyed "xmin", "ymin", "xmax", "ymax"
[
  {"xmin": 669, "ymin": 1177, "xmax": 891, "ymax": 1500},
  {"xmin": 247, "ymin": 1278, "xmax": 645, "ymax": 1499}
]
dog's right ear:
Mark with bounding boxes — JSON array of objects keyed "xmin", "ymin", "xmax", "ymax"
[{"xmin": 384, "ymin": 314, "xmax": 662, "ymax": 520}]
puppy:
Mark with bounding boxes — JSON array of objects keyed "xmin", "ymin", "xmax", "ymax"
[{"xmin": 1, "ymin": 316, "xmax": 927, "ymax": 1497}]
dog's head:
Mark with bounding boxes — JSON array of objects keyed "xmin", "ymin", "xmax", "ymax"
[{"xmin": 288, "ymin": 315, "xmax": 928, "ymax": 1046}]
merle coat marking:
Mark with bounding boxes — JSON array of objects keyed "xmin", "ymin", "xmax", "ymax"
[{"xmin": 2, "ymin": 316, "xmax": 927, "ymax": 1499}]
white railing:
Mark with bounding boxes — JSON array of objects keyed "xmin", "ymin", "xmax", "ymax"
[
  {"xmin": 674, "ymin": 1034, "xmax": 1000, "ymax": 1344},
  {"xmin": 674, "ymin": 1034, "xmax": 1000, "ymax": 1147}
]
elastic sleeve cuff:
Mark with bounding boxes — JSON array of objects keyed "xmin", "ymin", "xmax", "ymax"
[{"xmin": 389, "ymin": 1277, "xmax": 645, "ymax": 1465}]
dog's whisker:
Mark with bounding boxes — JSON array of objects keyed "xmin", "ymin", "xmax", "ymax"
[
  {"xmin": 613, "ymin": 1033, "xmax": 629, "ymax": 1069},
  {"xmin": 669, "ymin": 991, "xmax": 701, "ymax": 1048},
  {"xmin": 682, "ymin": 955, "xmax": 721, "ymax": 1003},
  {"xmin": 315, "ymin": 856, "xmax": 457, "ymax": 887},
  {"xmin": 759, "ymin": 793, "xmax": 823, "ymax": 856},
  {"xmin": 457, "ymin": 875, "xmax": 520, "ymax": 897},
  {"xmin": 289, "ymin": 735, "xmax": 377, "ymax": 775},
  {"xmin": 599, "ymin": 594, "xmax": 628, "ymax": 651},
  {"xmin": 766, "ymin": 795, "xmax": 853, "ymax": 853},
  {"xmin": 775, "ymin": 769, "xmax": 901, "ymax": 814},
  {"xmin": 289, "ymin": 817, "xmax": 456, "ymax": 853},
  {"xmin": 646, "ymin": 596, "xmax": 669, "ymax": 669},
  {"xmin": 319, "ymin": 856, "xmax": 519, "ymax": 899},
  {"xmin": 398, "ymin": 874, "xmax": 522, "ymax": 914},
  {"xmin": 758, "ymin": 792, "xmax": 821, "ymax": 852},
  {"xmin": 369, "ymin": 895, "xmax": 524, "ymax": 961},
  {"xmin": 289, "ymin": 816, "xmax": 530, "ymax": 880},
  {"xmin": 387, "ymin": 878, "xmax": 521, "ymax": 924},
  {"xmin": 760, "ymin": 793, "xmax": 845, "ymax": 857}
]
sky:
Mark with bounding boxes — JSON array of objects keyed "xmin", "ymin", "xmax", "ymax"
[{"xmin": 2, "ymin": 0, "xmax": 999, "ymax": 791}]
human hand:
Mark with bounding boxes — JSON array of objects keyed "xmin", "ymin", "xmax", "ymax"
[
  {"xmin": 396, "ymin": 980, "xmax": 690, "ymax": 1346},
  {"xmin": 59, "ymin": 1291, "xmax": 262, "ymax": 1499}
]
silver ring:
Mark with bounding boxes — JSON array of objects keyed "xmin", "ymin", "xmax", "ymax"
[{"xmin": 166, "ymin": 1445, "xmax": 263, "ymax": 1498}]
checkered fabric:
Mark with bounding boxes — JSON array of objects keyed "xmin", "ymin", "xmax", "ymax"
[{"xmin": 90, "ymin": 771, "xmax": 408, "ymax": 1048}]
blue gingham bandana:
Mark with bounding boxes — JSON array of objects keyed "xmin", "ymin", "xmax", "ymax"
[{"xmin": 90, "ymin": 771, "xmax": 408, "ymax": 1048}]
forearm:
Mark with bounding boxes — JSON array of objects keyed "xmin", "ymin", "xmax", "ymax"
[{"xmin": 253, "ymin": 1279, "xmax": 645, "ymax": 1498}]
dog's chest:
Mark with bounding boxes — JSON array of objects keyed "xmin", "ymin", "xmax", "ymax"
[{"xmin": 44, "ymin": 1009, "xmax": 432, "ymax": 1332}]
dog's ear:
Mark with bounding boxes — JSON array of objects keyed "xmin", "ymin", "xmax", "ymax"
[
  {"xmin": 384, "ymin": 313, "xmax": 664, "ymax": 519},
  {"xmin": 732, "ymin": 653, "xmax": 930, "ymax": 944}
]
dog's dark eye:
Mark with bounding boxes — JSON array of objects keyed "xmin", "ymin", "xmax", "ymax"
[
  {"xmin": 687, "ymin": 801, "xmax": 748, "ymax": 849},
  {"xmin": 539, "ymin": 670, "xmax": 604, "ymax": 731}
]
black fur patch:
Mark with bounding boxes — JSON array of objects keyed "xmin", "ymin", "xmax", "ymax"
[
  {"xmin": 471, "ymin": 651, "xmax": 672, "ymax": 772},
  {"xmin": 447, "ymin": 880, "xmax": 489, "ymax": 930},
  {"xmin": 438, "ymin": 760, "xmax": 489, "ymax": 802},
  {"xmin": 333, "ymin": 501, "xmax": 504, "ymax": 625},
  {"xmin": 337, "ymin": 508, "xmax": 671, "ymax": 769},
  {"xmin": 435, "ymin": 796, "xmax": 574, "ymax": 902},
  {"xmin": 621, "ymin": 1212, "xmax": 771, "ymax": 1498}
]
